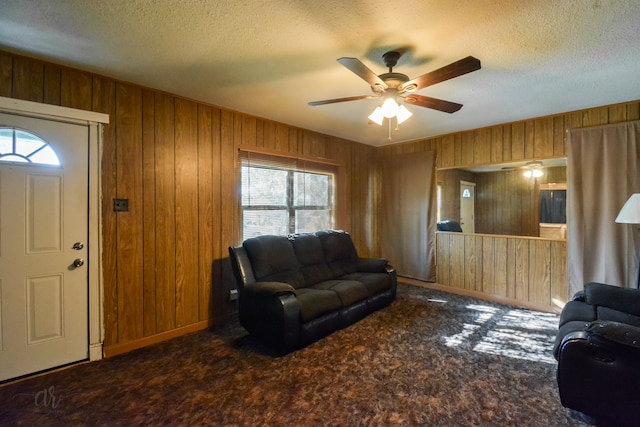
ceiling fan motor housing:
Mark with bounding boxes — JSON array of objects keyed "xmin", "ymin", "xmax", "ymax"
[
  {"xmin": 377, "ymin": 72, "xmax": 409, "ymax": 91},
  {"xmin": 382, "ymin": 51, "xmax": 401, "ymax": 68},
  {"xmin": 378, "ymin": 51, "xmax": 415, "ymax": 92}
]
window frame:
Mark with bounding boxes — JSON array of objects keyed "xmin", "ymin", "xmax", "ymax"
[
  {"xmin": 0, "ymin": 126, "xmax": 61, "ymax": 166},
  {"xmin": 239, "ymin": 148, "xmax": 340, "ymax": 241}
]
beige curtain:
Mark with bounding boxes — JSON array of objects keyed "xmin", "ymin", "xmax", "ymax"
[
  {"xmin": 567, "ymin": 121, "xmax": 640, "ymax": 296},
  {"xmin": 380, "ymin": 150, "xmax": 436, "ymax": 281}
]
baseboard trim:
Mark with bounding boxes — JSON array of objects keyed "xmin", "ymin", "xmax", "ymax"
[
  {"xmin": 104, "ymin": 320, "xmax": 212, "ymax": 358},
  {"xmin": 399, "ymin": 277, "xmax": 559, "ymax": 314}
]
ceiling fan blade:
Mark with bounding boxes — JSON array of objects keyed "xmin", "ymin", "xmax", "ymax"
[
  {"xmin": 403, "ymin": 94, "xmax": 463, "ymax": 113},
  {"xmin": 308, "ymin": 95, "xmax": 379, "ymax": 106},
  {"xmin": 337, "ymin": 57, "xmax": 388, "ymax": 92},
  {"xmin": 399, "ymin": 56, "xmax": 481, "ymax": 93}
]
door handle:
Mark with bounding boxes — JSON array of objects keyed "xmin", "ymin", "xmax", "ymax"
[{"xmin": 72, "ymin": 258, "xmax": 85, "ymax": 268}]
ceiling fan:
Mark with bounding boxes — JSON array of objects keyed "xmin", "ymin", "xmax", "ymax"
[{"xmin": 308, "ymin": 51, "xmax": 481, "ymax": 115}]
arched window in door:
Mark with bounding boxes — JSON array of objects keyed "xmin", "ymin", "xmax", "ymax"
[{"xmin": 0, "ymin": 127, "xmax": 61, "ymax": 166}]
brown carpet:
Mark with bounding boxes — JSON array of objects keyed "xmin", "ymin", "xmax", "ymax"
[{"xmin": 0, "ymin": 283, "xmax": 588, "ymax": 426}]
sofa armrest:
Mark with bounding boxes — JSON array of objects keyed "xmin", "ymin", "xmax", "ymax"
[
  {"xmin": 556, "ymin": 324, "xmax": 640, "ymax": 425},
  {"xmin": 571, "ymin": 290, "xmax": 586, "ymax": 302},
  {"xmin": 558, "ymin": 329, "xmax": 589, "ymax": 352},
  {"xmin": 356, "ymin": 257, "xmax": 389, "ymax": 273},
  {"xmin": 585, "ymin": 282, "xmax": 640, "ymax": 317},
  {"xmin": 238, "ymin": 282, "xmax": 301, "ymax": 352},
  {"xmin": 228, "ymin": 245, "xmax": 257, "ymax": 290},
  {"xmin": 243, "ymin": 281, "xmax": 296, "ymax": 298},
  {"xmin": 586, "ymin": 320, "xmax": 640, "ymax": 350}
]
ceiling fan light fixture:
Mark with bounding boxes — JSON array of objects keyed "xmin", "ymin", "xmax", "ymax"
[
  {"xmin": 381, "ymin": 97, "xmax": 400, "ymax": 118},
  {"xmin": 368, "ymin": 106, "xmax": 384, "ymax": 125},
  {"xmin": 396, "ymin": 104, "xmax": 412, "ymax": 124},
  {"xmin": 523, "ymin": 161, "xmax": 544, "ymax": 178},
  {"xmin": 369, "ymin": 99, "xmax": 412, "ymax": 126}
]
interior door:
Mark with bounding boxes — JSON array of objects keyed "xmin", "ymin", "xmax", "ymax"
[
  {"xmin": 0, "ymin": 112, "xmax": 89, "ymax": 382},
  {"xmin": 460, "ymin": 181, "xmax": 475, "ymax": 233}
]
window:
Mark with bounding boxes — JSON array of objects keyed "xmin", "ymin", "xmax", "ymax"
[
  {"xmin": 0, "ymin": 127, "xmax": 60, "ymax": 166},
  {"xmin": 240, "ymin": 150, "xmax": 336, "ymax": 240}
]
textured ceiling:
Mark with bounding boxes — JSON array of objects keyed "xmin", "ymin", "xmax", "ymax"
[{"xmin": 1, "ymin": 0, "xmax": 639, "ymax": 146}]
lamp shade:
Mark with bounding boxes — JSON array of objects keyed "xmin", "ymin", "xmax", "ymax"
[
  {"xmin": 368, "ymin": 107, "xmax": 384, "ymax": 125},
  {"xmin": 396, "ymin": 105, "xmax": 413, "ymax": 124},
  {"xmin": 380, "ymin": 98, "xmax": 399, "ymax": 118},
  {"xmin": 615, "ymin": 193, "xmax": 640, "ymax": 224},
  {"xmin": 368, "ymin": 97, "xmax": 413, "ymax": 129}
]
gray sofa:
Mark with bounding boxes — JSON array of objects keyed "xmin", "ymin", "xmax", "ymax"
[{"xmin": 229, "ymin": 230, "xmax": 397, "ymax": 352}]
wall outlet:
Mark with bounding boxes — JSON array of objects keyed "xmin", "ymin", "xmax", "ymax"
[
  {"xmin": 229, "ymin": 289, "xmax": 238, "ymax": 301},
  {"xmin": 113, "ymin": 198, "xmax": 129, "ymax": 212}
]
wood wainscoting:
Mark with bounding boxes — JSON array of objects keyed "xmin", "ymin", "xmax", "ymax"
[{"xmin": 436, "ymin": 232, "xmax": 567, "ymax": 312}]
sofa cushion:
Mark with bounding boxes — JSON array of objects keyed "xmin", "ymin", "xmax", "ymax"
[
  {"xmin": 295, "ymin": 288, "xmax": 343, "ymax": 323},
  {"xmin": 290, "ymin": 233, "xmax": 333, "ymax": 287},
  {"xmin": 597, "ymin": 306, "xmax": 640, "ymax": 327},
  {"xmin": 317, "ymin": 230, "xmax": 358, "ymax": 277},
  {"xmin": 243, "ymin": 235, "xmax": 303, "ymax": 287},
  {"xmin": 585, "ymin": 282, "xmax": 640, "ymax": 317},
  {"xmin": 357, "ymin": 258, "xmax": 389, "ymax": 273},
  {"xmin": 559, "ymin": 300, "xmax": 596, "ymax": 327},
  {"xmin": 308, "ymin": 280, "xmax": 369, "ymax": 307},
  {"xmin": 341, "ymin": 272, "xmax": 393, "ymax": 296}
]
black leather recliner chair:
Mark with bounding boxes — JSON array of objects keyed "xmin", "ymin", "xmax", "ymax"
[{"xmin": 554, "ymin": 282, "xmax": 640, "ymax": 426}]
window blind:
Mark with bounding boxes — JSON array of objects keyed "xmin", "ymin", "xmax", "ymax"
[{"xmin": 238, "ymin": 149, "xmax": 338, "ymax": 240}]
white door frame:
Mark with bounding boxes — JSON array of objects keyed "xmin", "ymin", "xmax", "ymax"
[{"xmin": 0, "ymin": 96, "xmax": 109, "ymax": 361}]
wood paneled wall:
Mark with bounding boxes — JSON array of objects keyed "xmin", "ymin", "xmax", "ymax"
[
  {"xmin": 437, "ymin": 168, "xmax": 475, "ymax": 223},
  {"xmin": 0, "ymin": 50, "xmax": 378, "ymax": 354},
  {"xmin": 475, "ymin": 166, "xmax": 566, "ymax": 236},
  {"xmin": 379, "ymin": 101, "xmax": 640, "ymax": 167},
  {"xmin": 436, "ymin": 232, "xmax": 567, "ymax": 310}
]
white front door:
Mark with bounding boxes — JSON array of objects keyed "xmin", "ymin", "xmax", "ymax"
[
  {"xmin": 460, "ymin": 181, "xmax": 476, "ymax": 234},
  {"xmin": 0, "ymin": 112, "xmax": 89, "ymax": 381}
]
